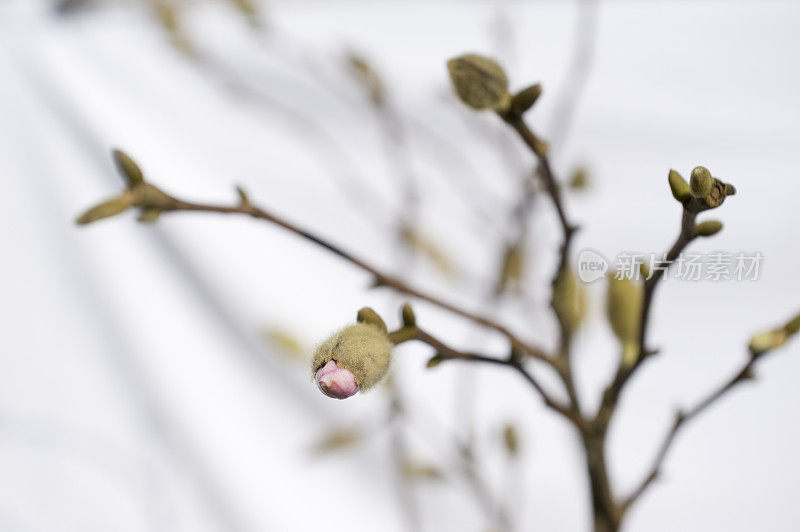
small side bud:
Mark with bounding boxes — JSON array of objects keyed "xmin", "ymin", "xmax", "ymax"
[
  {"xmin": 784, "ymin": 312, "xmax": 800, "ymax": 335},
  {"xmin": 690, "ymin": 166, "xmax": 714, "ymax": 198},
  {"xmin": 668, "ymin": 170, "xmax": 691, "ymax": 203},
  {"xmin": 76, "ymin": 195, "xmax": 132, "ymax": 225},
  {"xmin": 426, "ymin": 354, "xmax": 443, "ymax": 368},
  {"xmin": 312, "ymin": 322, "xmax": 393, "ymax": 397},
  {"xmin": 112, "ymin": 149, "xmax": 144, "ymax": 187},
  {"xmin": 447, "ymin": 54, "xmax": 511, "ymax": 112},
  {"xmin": 131, "ymin": 183, "xmax": 174, "ymax": 209},
  {"xmin": 356, "ymin": 307, "xmax": 387, "ymax": 334},
  {"xmin": 694, "ymin": 220, "xmax": 723, "ymax": 237},
  {"xmin": 401, "ymin": 304, "xmax": 416, "ymax": 328},
  {"xmin": 236, "ymin": 185, "xmax": 250, "ymax": 206},
  {"xmin": 137, "ymin": 207, "xmax": 162, "ymax": 223},
  {"xmin": 502, "ymin": 424, "xmax": 519, "ymax": 457},
  {"xmin": 569, "ymin": 166, "xmax": 589, "ymax": 190},
  {"xmin": 510, "ymin": 84, "xmax": 542, "ymax": 115},
  {"xmin": 748, "ymin": 329, "xmax": 787, "ymax": 356}
]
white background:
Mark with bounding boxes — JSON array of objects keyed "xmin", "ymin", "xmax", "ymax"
[{"xmin": 1, "ymin": 1, "xmax": 799, "ymax": 531}]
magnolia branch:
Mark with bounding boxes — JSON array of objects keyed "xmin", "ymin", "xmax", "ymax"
[
  {"xmin": 621, "ymin": 348, "xmax": 768, "ymax": 512},
  {"xmin": 388, "ymin": 325, "xmax": 581, "ymax": 426},
  {"xmin": 157, "ymin": 194, "xmax": 553, "ymax": 363}
]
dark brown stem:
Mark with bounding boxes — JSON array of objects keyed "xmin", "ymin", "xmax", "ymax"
[
  {"xmin": 597, "ymin": 206, "xmax": 698, "ymax": 427},
  {"xmin": 620, "ymin": 353, "xmax": 761, "ymax": 513},
  {"xmin": 162, "ymin": 196, "xmax": 552, "ymax": 363},
  {"xmin": 501, "ymin": 115, "xmax": 583, "ymax": 411},
  {"xmin": 392, "ymin": 326, "xmax": 582, "ymax": 428}
]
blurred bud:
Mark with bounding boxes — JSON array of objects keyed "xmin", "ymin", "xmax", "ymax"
[
  {"xmin": 503, "ymin": 424, "xmax": 519, "ymax": 457},
  {"xmin": 748, "ymin": 329, "xmax": 787, "ymax": 356},
  {"xmin": 639, "ymin": 261, "xmax": 651, "ymax": 280},
  {"xmin": 749, "ymin": 311, "xmax": 800, "ymax": 355},
  {"xmin": 400, "ymin": 225, "xmax": 457, "ymax": 278},
  {"xmin": 694, "ymin": 220, "xmax": 723, "ymax": 237},
  {"xmin": 314, "ymin": 360, "xmax": 359, "ymax": 399},
  {"xmin": 553, "ymin": 268, "xmax": 587, "ymax": 334},
  {"xmin": 137, "ymin": 207, "xmax": 162, "ymax": 223},
  {"xmin": 447, "ymin": 54, "xmax": 511, "ymax": 112},
  {"xmin": 401, "ymin": 461, "xmax": 443, "ymax": 481},
  {"xmin": 497, "ymin": 243, "xmax": 524, "ymax": 294},
  {"xmin": 262, "ymin": 326, "xmax": 305, "ymax": 361},
  {"xmin": 569, "ymin": 166, "xmax": 589, "ymax": 190},
  {"xmin": 784, "ymin": 312, "xmax": 800, "ymax": 335},
  {"xmin": 510, "ymin": 84, "xmax": 542, "ymax": 115},
  {"xmin": 690, "ymin": 166, "xmax": 714, "ymax": 198},
  {"xmin": 229, "ymin": 0, "xmax": 259, "ymax": 26},
  {"xmin": 311, "ymin": 427, "xmax": 362, "ymax": 455},
  {"xmin": 347, "ymin": 53, "xmax": 385, "ymax": 106},
  {"xmin": 668, "ymin": 169, "xmax": 691, "ymax": 203},
  {"xmin": 401, "ymin": 303, "xmax": 416, "ymax": 328},
  {"xmin": 312, "ymin": 322, "xmax": 393, "ymax": 397},
  {"xmin": 132, "ymin": 183, "xmax": 175, "ymax": 209},
  {"xmin": 112, "ymin": 149, "xmax": 144, "ymax": 186},
  {"xmin": 607, "ymin": 275, "xmax": 643, "ymax": 366},
  {"xmin": 76, "ymin": 195, "xmax": 132, "ymax": 225}
]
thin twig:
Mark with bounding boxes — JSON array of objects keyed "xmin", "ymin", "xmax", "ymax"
[
  {"xmin": 152, "ymin": 194, "xmax": 553, "ymax": 363},
  {"xmin": 620, "ymin": 351, "xmax": 763, "ymax": 512},
  {"xmin": 399, "ymin": 327, "xmax": 580, "ymax": 427}
]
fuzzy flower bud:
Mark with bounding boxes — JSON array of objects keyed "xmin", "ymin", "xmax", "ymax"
[{"xmin": 312, "ymin": 321, "xmax": 393, "ymax": 399}]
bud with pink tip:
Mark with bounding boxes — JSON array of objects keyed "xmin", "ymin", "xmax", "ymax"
[
  {"xmin": 314, "ymin": 360, "xmax": 359, "ymax": 399},
  {"xmin": 311, "ymin": 310, "xmax": 393, "ymax": 400}
]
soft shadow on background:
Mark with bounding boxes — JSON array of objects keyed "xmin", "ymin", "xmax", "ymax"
[{"xmin": 1, "ymin": 1, "xmax": 799, "ymax": 531}]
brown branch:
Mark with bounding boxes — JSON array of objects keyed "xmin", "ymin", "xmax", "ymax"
[
  {"xmin": 501, "ymin": 114, "xmax": 583, "ymax": 418},
  {"xmin": 620, "ymin": 351, "xmax": 763, "ymax": 513},
  {"xmin": 597, "ymin": 206, "xmax": 698, "ymax": 426},
  {"xmin": 391, "ymin": 326, "xmax": 581, "ymax": 427},
  {"xmin": 150, "ymin": 194, "xmax": 553, "ymax": 363}
]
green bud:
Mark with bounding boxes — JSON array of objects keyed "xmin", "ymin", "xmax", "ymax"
[
  {"xmin": 690, "ymin": 166, "xmax": 714, "ymax": 198},
  {"xmin": 426, "ymin": 354, "xmax": 443, "ymax": 368},
  {"xmin": 356, "ymin": 307, "xmax": 387, "ymax": 334},
  {"xmin": 401, "ymin": 304, "xmax": 416, "ymax": 328},
  {"xmin": 75, "ymin": 195, "xmax": 132, "ymax": 225},
  {"xmin": 668, "ymin": 170, "xmax": 691, "ymax": 203},
  {"xmin": 553, "ymin": 268, "xmax": 586, "ymax": 334},
  {"xmin": 236, "ymin": 185, "xmax": 250, "ymax": 206},
  {"xmin": 607, "ymin": 275, "xmax": 643, "ymax": 366},
  {"xmin": 569, "ymin": 167, "xmax": 589, "ymax": 190},
  {"xmin": 131, "ymin": 183, "xmax": 175, "ymax": 209},
  {"xmin": 694, "ymin": 220, "xmax": 723, "ymax": 237},
  {"xmin": 312, "ymin": 322, "xmax": 393, "ymax": 391},
  {"xmin": 748, "ymin": 329, "xmax": 787, "ymax": 356},
  {"xmin": 511, "ymin": 84, "xmax": 542, "ymax": 115},
  {"xmin": 447, "ymin": 54, "xmax": 511, "ymax": 112},
  {"xmin": 784, "ymin": 312, "xmax": 800, "ymax": 335},
  {"xmin": 503, "ymin": 424, "xmax": 519, "ymax": 457},
  {"xmin": 112, "ymin": 149, "xmax": 144, "ymax": 187},
  {"xmin": 137, "ymin": 207, "xmax": 162, "ymax": 223}
]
